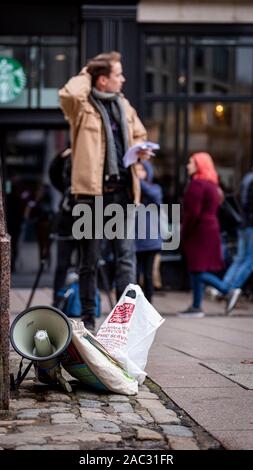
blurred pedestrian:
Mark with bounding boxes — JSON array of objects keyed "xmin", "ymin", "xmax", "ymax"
[
  {"xmin": 135, "ymin": 160, "xmax": 162, "ymax": 303},
  {"xmin": 6, "ymin": 177, "xmax": 24, "ymax": 272},
  {"xmin": 26, "ymin": 183, "xmax": 55, "ymax": 268},
  {"xmin": 217, "ymin": 167, "xmax": 253, "ymax": 309},
  {"xmin": 178, "ymin": 152, "xmax": 241, "ymax": 318},
  {"xmin": 49, "ymin": 147, "xmax": 78, "ymax": 307}
]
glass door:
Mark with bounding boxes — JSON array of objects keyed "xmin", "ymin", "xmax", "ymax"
[{"xmin": 3, "ymin": 128, "xmax": 69, "ymax": 284}]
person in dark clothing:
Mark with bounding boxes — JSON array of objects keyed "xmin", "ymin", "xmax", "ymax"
[
  {"xmin": 217, "ymin": 169, "xmax": 253, "ymax": 309},
  {"xmin": 6, "ymin": 180, "xmax": 24, "ymax": 272},
  {"xmin": 179, "ymin": 152, "xmax": 241, "ymax": 317},
  {"xmin": 135, "ymin": 160, "xmax": 162, "ymax": 303},
  {"xmin": 27, "ymin": 183, "xmax": 55, "ymax": 267},
  {"xmin": 49, "ymin": 148, "xmax": 78, "ymax": 307}
]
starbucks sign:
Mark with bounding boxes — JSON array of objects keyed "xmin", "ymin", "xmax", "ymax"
[{"xmin": 0, "ymin": 57, "xmax": 26, "ymax": 104}]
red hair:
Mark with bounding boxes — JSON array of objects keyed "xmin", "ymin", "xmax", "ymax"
[{"xmin": 191, "ymin": 152, "xmax": 218, "ymax": 185}]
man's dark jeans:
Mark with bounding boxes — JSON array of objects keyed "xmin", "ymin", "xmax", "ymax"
[
  {"xmin": 103, "ymin": 190, "xmax": 136, "ymax": 300},
  {"xmin": 78, "ymin": 190, "xmax": 136, "ymax": 325},
  {"xmin": 79, "ymin": 237, "xmax": 100, "ymax": 326}
]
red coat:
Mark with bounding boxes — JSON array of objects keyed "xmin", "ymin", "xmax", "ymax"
[{"xmin": 181, "ymin": 179, "xmax": 223, "ymax": 272}]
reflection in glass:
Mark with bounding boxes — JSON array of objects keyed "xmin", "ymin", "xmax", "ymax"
[
  {"xmin": 145, "ymin": 42, "xmax": 177, "ymax": 94},
  {"xmin": 40, "ymin": 46, "xmax": 77, "ymax": 108},
  {"xmin": 144, "ymin": 103, "xmax": 175, "ymax": 201},
  {"xmin": 143, "ymin": 34, "xmax": 253, "ymax": 200},
  {"xmin": 188, "ymin": 102, "xmax": 251, "ymax": 192},
  {"xmin": 190, "ymin": 44, "xmax": 253, "ymax": 95},
  {"xmin": 0, "ymin": 36, "xmax": 77, "ymax": 108}
]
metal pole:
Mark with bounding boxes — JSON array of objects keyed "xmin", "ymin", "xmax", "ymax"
[{"xmin": 0, "ymin": 163, "xmax": 10, "ymax": 410}]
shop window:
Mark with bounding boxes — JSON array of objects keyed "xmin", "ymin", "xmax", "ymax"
[
  {"xmin": 194, "ymin": 82, "xmax": 205, "ymax": 93},
  {"xmin": 190, "ymin": 40, "xmax": 253, "ymax": 96},
  {"xmin": 144, "ymin": 41, "xmax": 177, "ymax": 95},
  {"xmin": 213, "ymin": 47, "xmax": 229, "ymax": 81},
  {"xmin": 145, "ymin": 72, "xmax": 154, "ymax": 93},
  {"xmin": 0, "ymin": 36, "xmax": 78, "ymax": 109},
  {"xmin": 194, "ymin": 47, "xmax": 205, "ymax": 70},
  {"xmin": 143, "ymin": 33, "xmax": 253, "ymax": 199},
  {"xmin": 143, "ymin": 102, "xmax": 176, "ymax": 200}
]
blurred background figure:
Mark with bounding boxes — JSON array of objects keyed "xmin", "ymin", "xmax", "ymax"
[
  {"xmin": 48, "ymin": 147, "xmax": 78, "ymax": 308},
  {"xmin": 217, "ymin": 167, "xmax": 253, "ymax": 305},
  {"xmin": 178, "ymin": 152, "xmax": 234, "ymax": 318},
  {"xmin": 25, "ymin": 182, "xmax": 55, "ymax": 269},
  {"xmin": 6, "ymin": 176, "xmax": 25, "ymax": 272},
  {"xmin": 135, "ymin": 160, "xmax": 163, "ymax": 303},
  {"xmin": 152, "ymin": 252, "xmax": 162, "ymax": 291}
]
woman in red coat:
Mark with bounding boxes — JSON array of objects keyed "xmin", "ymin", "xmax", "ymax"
[{"xmin": 179, "ymin": 152, "xmax": 241, "ymax": 317}]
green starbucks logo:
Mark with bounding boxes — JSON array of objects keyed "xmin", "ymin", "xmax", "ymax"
[{"xmin": 0, "ymin": 57, "xmax": 26, "ymax": 104}]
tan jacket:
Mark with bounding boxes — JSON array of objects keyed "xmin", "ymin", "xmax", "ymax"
[{"xmin": 59, "ymin": 68, "xmax": 147, "ymax": 203}]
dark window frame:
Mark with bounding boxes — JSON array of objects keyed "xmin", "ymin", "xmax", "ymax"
[{"xmin": 139, "ymin": 23, "xmax": 253, "ymax": 200}]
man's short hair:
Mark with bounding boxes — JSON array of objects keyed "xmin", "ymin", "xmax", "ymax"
[{"xmin": 87, "ymin": 51, "xmax": 121, "ymax": 87}]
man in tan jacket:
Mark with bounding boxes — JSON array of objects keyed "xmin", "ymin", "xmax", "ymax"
[{"xmin": 59, "ymin": 51, "xmax": 149, "ymax": 332}]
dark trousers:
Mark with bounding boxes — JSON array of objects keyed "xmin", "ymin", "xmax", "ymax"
[
  {"xmin": 79, "ymin": 237, "xmax": 100, "ymax": 322},
  {"xmin": 190, "ymin": 271, "xmax": 228, "ymax": 308},
  {"xmin": 53, "ymin": 239, "xmax": 77, "ymax": 304},
  {"xmin": 78, "ymin": 190, "xmax": 136, "ymax": 322},
  {"xmin": 136, "ymin": 250, "xmax": 157, "ymax": 303},
  {"xmin": 103, "ymin": 190, "xmax": 136, "ymax": 300},
  {"xmin": 110, "ymin": 236, "xmax": 136, "ymax": 300},
  {"xmin": 79, "ymin": 235, "xmax": 135, "ymax": 320}
]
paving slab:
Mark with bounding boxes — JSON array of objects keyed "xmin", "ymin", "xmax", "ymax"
[
  {"xmin": 147, "ymin": 301, "xmax": 253, "ymax": 450},
  {"xmin": 201, "ymin": 360, "xmax": 253, "ymax": 389},
  {"xmin": 208, "ymin": 430, "xmax": 253, "ymax": 450},
  {"xmin": 155, "ymin": 372, "xmax": 239, "ymax": 388},
  {"xmin": 171, "ymin": 319, "xmax": 253, "ymax": 349},
  {"xmin": 204, "ymin": 317, "xmax": 253, "ymax": 332},
  {"xmin": 147, "ymin": 361, "xmax": 219, "ymax": 377},
  {"xmin": 165, "ymin": 387, "xmax": 253, "ymax": 431},
  {"xmin": 153, "ymin": 327, "xmax": 253, "ymax": 359}
]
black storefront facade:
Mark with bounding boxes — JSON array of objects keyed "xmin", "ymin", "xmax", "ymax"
[
  {"xmin": 0, "ymin": 3, "xmax": 141, "ymax": 203},
  {"xmin": 1, "ymin": 1, "xmax": 253, "ymax": 287}
]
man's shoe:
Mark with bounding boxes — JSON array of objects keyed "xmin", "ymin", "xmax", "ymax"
[
  {"xmin": 177, "ymin": 306, "xmax": 205, "ymax": 318},
  {"xmin": 225, "ymin": 288, "xmax": 242, "ymax": 314},
  {"xmin": 81, "ymin": 315, "xmax": 96, "ymax": 334}
]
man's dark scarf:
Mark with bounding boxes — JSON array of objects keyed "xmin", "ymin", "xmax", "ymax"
[{"xmin": 89, "ymin": 87, "xmax": 129, "ymax": 179}]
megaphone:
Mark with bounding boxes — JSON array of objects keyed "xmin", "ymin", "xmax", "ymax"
[{"xmin": 10, "ymin": 305, "xmax": 72, "ymax": 392}]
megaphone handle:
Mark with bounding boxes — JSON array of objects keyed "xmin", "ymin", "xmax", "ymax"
[
  {"xmin": 55, "ymin": 370, "xmax": 72, "ymax": 393},
  {"xmin": 12, "ymin": 358, "xmax": 34, "ymax": 390}
]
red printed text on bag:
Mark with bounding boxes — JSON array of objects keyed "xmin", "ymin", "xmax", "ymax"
[{"xmin": 108, "ymin": 303, "xmax": 135, "ymax": 324}]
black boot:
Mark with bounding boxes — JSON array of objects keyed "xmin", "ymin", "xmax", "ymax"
[{"xmin": 81, "ymin": 314, "xmax": 95, "ymax": 334}]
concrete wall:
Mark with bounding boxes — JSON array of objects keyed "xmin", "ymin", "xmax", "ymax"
[{"xmin": 138, "ymin": 1, "xmax": 253, "ymax": 23}]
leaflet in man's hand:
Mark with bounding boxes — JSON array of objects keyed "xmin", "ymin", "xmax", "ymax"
[{"xmin": 123, "ymin": 141, "xmax": 160, "ymax": 168}]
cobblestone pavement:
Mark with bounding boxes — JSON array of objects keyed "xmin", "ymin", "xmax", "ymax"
[{"xmin": 0, "ymin": 351, "xmax": 223, "ymax": 451}]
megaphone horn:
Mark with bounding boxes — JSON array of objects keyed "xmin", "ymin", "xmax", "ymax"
[{"xmin": 10, "ymin": 305, "xmax": 72, "ymax": 391}]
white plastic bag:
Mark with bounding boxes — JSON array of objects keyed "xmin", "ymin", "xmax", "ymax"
[
  {"xmin": 96, "ymin": 284, "xmax": 164, "ymax": 384},
  {"xmin": 61, "ymin": 320, "xmax": 138, "ymax": 395}
]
